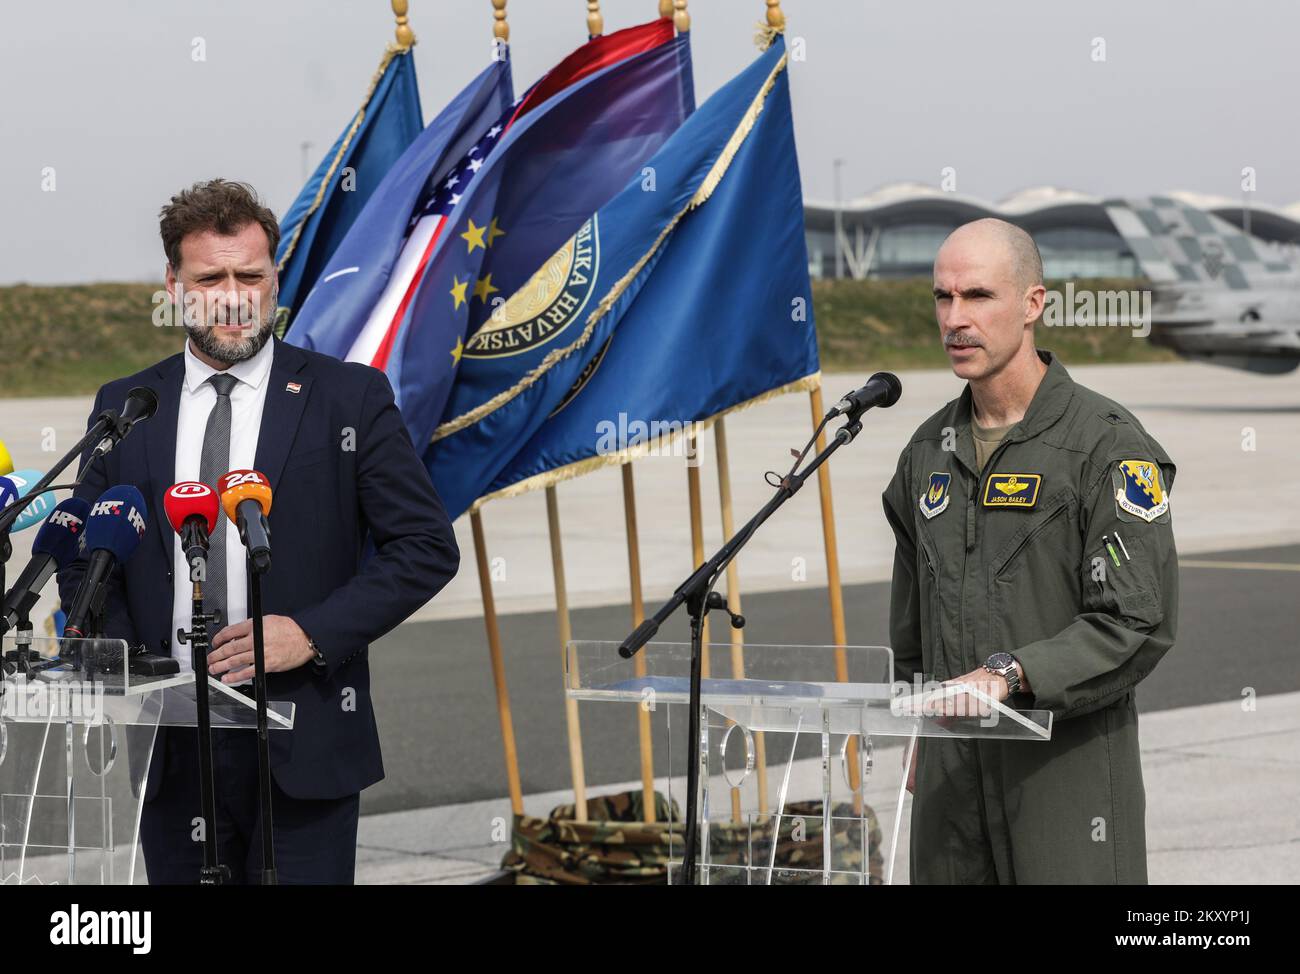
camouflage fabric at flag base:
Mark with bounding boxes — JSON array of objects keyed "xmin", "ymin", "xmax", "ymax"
[{"xmin": 501, "ymin": 791, "xmax": 884, "ymax": 885}]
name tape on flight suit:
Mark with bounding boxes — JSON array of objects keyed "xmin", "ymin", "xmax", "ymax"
[{"xmin": 982, "ymin": 473, "xmax": 1042, "ymax": 509}]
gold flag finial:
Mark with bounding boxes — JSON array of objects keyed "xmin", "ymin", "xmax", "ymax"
[
  {"xmin": 673, "ymin": 0, "xmax": 690, "ymax": 33},
  {"xmin": 492, "ymin": 0, "xmax": 509, "ymax": 44},
  {"xmin": 658, "ymin": 0, "xmax": 672, "ymax": 18},
  {"xmin": 587, "ymin": 1, "xmax": 603, "ymax": 37},
  {"xmin": 391, "ymin": 0, "xmax": 415, "ymax": 49},
  {"xmin": 765, "ymin": 0, "xmax": 785, "ymax": 33}
]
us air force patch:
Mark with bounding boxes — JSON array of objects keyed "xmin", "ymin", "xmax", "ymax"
[
  {"xmin": 919, "ymin": 472, "xmax": 951, "ymax": 519},
  {"xmin": 1115, "ymin": 459, "xmax": 1169, "ymax": 522},
  {"xmin": 982, "ymin": 473, "xmax": 1042, "ymax": 508}
]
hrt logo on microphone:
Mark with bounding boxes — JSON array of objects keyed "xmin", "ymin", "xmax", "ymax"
[
  {"xmin": 48, "ymin": 510, "xmax": 84, "ymax": 531},
  {"xmin": 221, "ymin": 470, "xmax": 267, "ymax": 491},
  {"xmin": 90, "ymin": 500, "xmax": 147, "ymax": 536}
]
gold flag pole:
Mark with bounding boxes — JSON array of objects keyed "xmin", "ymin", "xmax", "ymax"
[
  {"xmin": 684, "ymin": 432, "xmax": 710, "ymax": 675},
  {"xmin": 809, "ymin": 384, "xmax": 862, "ymax": 803},
  {"xmin": 713, "ymin": 418, "xmax": 769, "ymax": 818},
  {"xmin": 588, "ymin": 1, "xmax": 604, "ymax": 38},
  {"xmin": 672, "ymin": 0, "xmax": 691, "ymax": 33},
  {"xmin": 621, "ymin": 463, "xmax": 657, "ymax": 822},
  {"xmin": 470, "ymin": 511, "xmax": 524, "ymax": 814},
  {"xmin": 492, "ymin": 0, "xmax": 510, "ymax": 45},
  {"xmin": 546, "ymin": 485, "xmax": 588, "ymax": 821},
  {"xmin": 765, "ymin": 0, "xmax": 785, "ymax": 33},
  {"xmin": 391, "ymin": 0, "xmax": 416, "ymax": 49}
]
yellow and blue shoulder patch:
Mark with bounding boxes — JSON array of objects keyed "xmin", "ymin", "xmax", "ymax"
[
  {"xmin": 1115, "ymin": 459, "xmax": 1169, "ymax": 522},
  {"xmin": 983, "ymin": 472, "xmax": 1042, "ymax": 508},
  {"xmin": 918, "ymin": 472, "xmax": 951, "ymax": 520}
]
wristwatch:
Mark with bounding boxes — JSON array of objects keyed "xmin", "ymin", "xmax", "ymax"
[{"xmin": 983, "ymin": 651, "xmax": 1021, "ymax": 695}]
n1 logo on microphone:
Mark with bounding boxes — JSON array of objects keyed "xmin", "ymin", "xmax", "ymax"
[
  {"xmin": 89, "ymin": 499, "xmax": 147, "ymax": 537},
  {"xmin": 168, "ymin": 482, "xmax": 214, "ymax": 499},
  {"xmin": 220, "ymin": 470, "xmax": 267, "ymax": 491}
]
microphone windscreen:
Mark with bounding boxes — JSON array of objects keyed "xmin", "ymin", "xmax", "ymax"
[
  {"xmin": 0, "ymin": 439, "xmax": 12, "ymax": 475},
  {"xmin": 122, "ymin": 386, "xmax": 159, "ymax": 425},
  {"xmin": 164, "ymin": 481, "xmax": 219, "ymax": 535},
  {"xmin": 0, "ymin": 476, "xmax": 16, "ymax": 512},
  {"xmin": 84, "ymin": 485, "xmax": 149, "ymax": 562},
  {"xmin": 877, "ymin": 371, "xmax": 903, "ymax": 407},
  {"xmin": 32, "ymin": 498, "xmax": 91, "ymax": 568},
  {"xmin": 3, "ymin": 469, "xmax": 54, "ymax": 532},
  {"xmin": 218, "ymin": 469, "xmax": 273, "ymax": 525}
]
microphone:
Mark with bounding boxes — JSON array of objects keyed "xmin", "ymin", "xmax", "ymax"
[
  {"xmin": 830, "ymin": 372, "xmax": 903, "ymax": 419},
  {"xmin": 4, "ymin": 468, "xmax": 57, "ymax": 532},
  {"xmin": 0, "ymin": 439, "xmax": 12, "ymax": 476},
  {"xmin": 91, "ymin": 387, "xmax": 159, "ymax": 460},
  {"xmin": 0, "ymin": 476, "xmax": 16, "ymax": 514},
  {"xmin": 164, "ymin": 481, "xmax": 220, "ymax": 566},
  {"xmin": 63, "ymin": 485, "xmax": 149, "ymax": 639},
  {"xmin": 218, "ymin": 469, "xmax": 272, "ymax": 574},
  {"xmin": 2, "ymin": 498, "xmax": 90, "ymax": 636}
]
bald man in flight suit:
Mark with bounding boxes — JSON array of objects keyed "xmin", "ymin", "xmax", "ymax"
[{"xmin": 882, "ymin": 218, "xmax": 1179, "ymax": 884}]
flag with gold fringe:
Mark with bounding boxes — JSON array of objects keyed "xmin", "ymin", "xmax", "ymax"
[
  {"xmin": 427, "ymin": 35, "xmax": 817, "ymax": 520},
  {"xmin": 275, "ymin": 44, "xmax": 425, "ymax": 334}
]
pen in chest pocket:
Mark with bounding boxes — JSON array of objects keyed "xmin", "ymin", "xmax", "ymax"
[{"xmin": 1103, "ymin": 534, "xmax": 1121, "ymax": 568}]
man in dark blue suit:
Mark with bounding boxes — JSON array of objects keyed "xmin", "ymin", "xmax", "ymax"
[{"xmin": 58, "ymin": 179, "xmax": 459, "ymax": 884}]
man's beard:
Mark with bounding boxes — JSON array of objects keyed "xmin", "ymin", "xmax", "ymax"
[{"xmin": 184, "ymin": 286, "xmax": 277, "ymax": 365}]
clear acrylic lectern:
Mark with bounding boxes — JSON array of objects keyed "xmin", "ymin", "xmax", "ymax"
[
  {"xmin": 566, "ymin": 640, "xmax": 1053, "ymax": 885},
  {"xmin": 0, "ymin": 634, "xmax": 294, "ymax": 885}
]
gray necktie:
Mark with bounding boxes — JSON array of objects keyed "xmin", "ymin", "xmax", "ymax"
[{"xmin": 197, "ymin": 372, "xmax": 238, "ymax": 650}]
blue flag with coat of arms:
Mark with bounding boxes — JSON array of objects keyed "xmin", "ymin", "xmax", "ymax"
[{"xmin": 427, "ymin": 36, "xmax": 819, "ymax": 520}]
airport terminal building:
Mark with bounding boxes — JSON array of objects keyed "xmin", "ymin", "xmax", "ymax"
[{"xmin": 804, "ymin": 183, "xmax": 1300, "ymax": 279}]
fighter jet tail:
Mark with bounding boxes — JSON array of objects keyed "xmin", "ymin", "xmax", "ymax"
[{"xmin": 1104, "ymin": 196, "xmax": 1296, "ymax": 291}]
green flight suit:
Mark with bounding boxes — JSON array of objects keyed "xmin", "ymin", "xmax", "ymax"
[{"xmin": 882, "ymin": 349, "xmax": 1178, "ymax": 884}]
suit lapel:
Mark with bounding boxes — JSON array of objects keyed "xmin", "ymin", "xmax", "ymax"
[
  {"xmin": 145, "ymin": 355, "xmax": 185, "ymax": 562},
  {"xmin": 255, "ymin": 339, "xmax": 312, "ymax": 491}
]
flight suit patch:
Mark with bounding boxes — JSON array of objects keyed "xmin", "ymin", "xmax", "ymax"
[
  {"xmin": 918, "ymin": 472, "xmax": 951, "ymax": 519},
  {"xmin": 982, "ymin": 473, "xmax": 1042, "ymax": 508},
  {"xmin": 1114, "ymin": 459, "xmax": 1169, "ymax": 522}
]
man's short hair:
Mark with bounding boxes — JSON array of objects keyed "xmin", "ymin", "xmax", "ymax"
[
  {"xmin": 941, "ymin": 217, "xmax": 1044, "ymax": 290},
  {"xmin": 159, "ymin": 179, "xmax": 279, "ymax": 270}
]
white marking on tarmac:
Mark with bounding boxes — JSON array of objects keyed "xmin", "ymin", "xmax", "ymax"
[{"xmin": 1181, "ymin": 560, "xmax": 1300, "ymax": 572}]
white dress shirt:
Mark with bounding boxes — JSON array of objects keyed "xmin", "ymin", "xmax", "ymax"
[{"xmin": 169, "ymin": 338, "xmax": 274, "ymax": 661}]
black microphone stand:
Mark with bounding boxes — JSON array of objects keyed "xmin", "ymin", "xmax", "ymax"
[
  {"xmin": 618, "ymin": 407, "xmax": 867, "ymax": 885},
  {"xmin": 174, "ymin": 536, "xmax": 228, "ymax": 885},
  {"xmin": 246, "ymin": 550, "xmax": 277, "ymax": 885}
]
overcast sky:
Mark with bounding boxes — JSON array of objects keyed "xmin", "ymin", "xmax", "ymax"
[{"xmin": 1, "ymin": 0, "xmax": 1295, "ymax": 284}]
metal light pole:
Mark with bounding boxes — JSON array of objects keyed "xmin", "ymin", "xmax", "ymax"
[{"xmin": 833, "ymin": 158, "xmax": 844, "ymax": 279}]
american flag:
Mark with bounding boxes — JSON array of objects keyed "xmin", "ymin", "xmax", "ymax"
[{"xmin": 344, "ymin": 105, "xmax": 517, "ymax": 371}]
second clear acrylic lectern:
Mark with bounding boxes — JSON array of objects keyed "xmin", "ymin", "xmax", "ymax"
[{"xmin": 566, "ymin": 640, "xmax": 1053, "ymax": 885}]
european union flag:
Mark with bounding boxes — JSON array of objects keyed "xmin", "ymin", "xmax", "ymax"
[
  {"xmin": 288, "ymin": 56, "xmax": 515, "ymax": 358},
  {"xmin": 276, "ymin": 47, "xmax": 424, "ymax": 334},
  {"xmin": 428, "ymin": 36, "xmax": 818, "ymax": 520}
]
